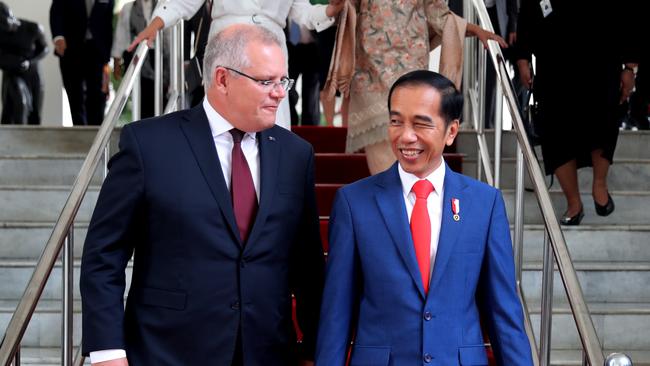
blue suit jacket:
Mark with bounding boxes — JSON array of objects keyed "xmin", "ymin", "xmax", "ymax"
[
  {"xmin": 315, "ymin": 163, "xmax": 533, "ymax": 365},
  {"xmin": 80, "ymin": 105, "xmax": 324, "ymax": 365}
]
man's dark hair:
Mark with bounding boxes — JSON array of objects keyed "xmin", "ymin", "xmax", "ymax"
[{"xmin": 387, "ymin": 70, "xmax": 463, "ymax": 127}]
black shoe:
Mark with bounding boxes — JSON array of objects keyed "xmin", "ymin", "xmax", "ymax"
[
  {"xmin": 595, "ymin": 193, "xmax": 615, "ymax": 216},
  {"xmin": 560, "ymin": 206, "xmax": 584, "ymax": 226}
]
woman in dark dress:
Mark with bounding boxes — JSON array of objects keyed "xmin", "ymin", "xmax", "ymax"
[{"xmin": 514, "ymin": 0, "xmax": 640, "ymax": 225}]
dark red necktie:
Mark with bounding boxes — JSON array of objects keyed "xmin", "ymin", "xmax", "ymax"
[
  {"xmin": 411, "ymin": 179, "xmax": 434, "ymax": 293},
  {"xmin": 230, "ymin": 129, "xmax": 258, "ymax": 244}
]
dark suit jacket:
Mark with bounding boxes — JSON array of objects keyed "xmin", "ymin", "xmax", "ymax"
[
  {"xmin": 316, "ymin": 163, "xmax": 533, "ymax": 365},
  {"xmin": 49, "ymin": 0, "xmax": 113, "ymax": 62},
  {"xmin": 80, "ymin": 105, "xmax": 325, "ymax": 365}
]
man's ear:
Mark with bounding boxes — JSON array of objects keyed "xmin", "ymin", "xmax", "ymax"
[
  {"xmin": 213, "ymin": 67, "xmax": 229, "ymax": 93},
  {"xmin": 445, "ymin": 119, "xmax": 460, "ymax": 146}
]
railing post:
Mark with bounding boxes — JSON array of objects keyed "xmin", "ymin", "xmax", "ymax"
[
  {"xmin": 131, "ymin": 74, "xmax": 141, "ymax": 122},
  {"xmin": 513, "ymin": 143, "xmax": 525, "ymax": 281},
  {"xmin": 154, "ymin": 30, "xmax": 163, "ymax": 116},
  {"xmin": 12, "ymin": 347, "xmax": 20, "ymax": 366},
  {"xmin": 61, "ymin": 225, "xmax": 74, "ymax": 366},
  {"xmin": 170, "ymin": 22, "xmax": 180, "ymax": 113},
  {"xmin": 540, "ymin": 229, "xmax": 554, "ymax": 366},
  {"xmin": 493, "ymin": 57, "xmax": 503, "ymax": 188},
  {"xmin": 178, "ymin": 20, "xmax": 185, "ymax": 110}
]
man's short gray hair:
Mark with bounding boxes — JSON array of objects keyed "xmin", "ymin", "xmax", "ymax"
[{"xmin": 202, "ymin": 25, "xmax": 283, "ymax": 90}]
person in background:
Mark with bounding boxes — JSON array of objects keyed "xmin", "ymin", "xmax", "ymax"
[
  {"xmin": 50, "ymin": 0, "xmax": 114, "ymax": 126},
  {"xmin": 0, "ymin": 1, "xmax": 47, "ymax": 125},
  {"xmin": 327, "ymin": 0, "xmax": 507, "ymax": 175},
  {"xmin": 515, "ymin": 0, "xmax": 641, "ymax": 225},
  {"xmin": 127, "ymin": 0, "xmax": 345, "ymax": 130},
  {"xmin": 112, "ymin": 0, "xmax": 169, "ymax": 118},
  {"xmin": 287, "ymin": 20, "xmax": 320, "ymax": 125}
]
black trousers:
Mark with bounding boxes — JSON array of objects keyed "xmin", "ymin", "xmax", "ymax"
[
  {"xmin": 59, "ymin": 40, "xmax": 107, "ymax": 126},
  {"xmin": 288, "ymin": 41, "xmax": 320, "ymax": 126}
]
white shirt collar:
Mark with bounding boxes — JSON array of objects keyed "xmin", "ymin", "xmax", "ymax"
[
  {"xmin": 398, "ymin": 158, "xmax": 446, "ymax": 198},
  {"xmin": 202, "ymin": 98, "xmax": 256, "ymax": 141}
]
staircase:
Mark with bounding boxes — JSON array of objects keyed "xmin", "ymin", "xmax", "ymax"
[
  {"xmin": 1, "ymin": 124, "xmax": 648, "ymax": 365},
  {"xmin": 456, "ymin": 129, "xmax": 650, "ymax": 365}
]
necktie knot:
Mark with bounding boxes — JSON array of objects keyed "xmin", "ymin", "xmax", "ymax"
[
  {"xmin": 230, "ymin": 128, "xmax": 245, "ymax": 144},
  {"xmin": 412, "ymin": 179, "xmax": 434, "ymax": 199}
]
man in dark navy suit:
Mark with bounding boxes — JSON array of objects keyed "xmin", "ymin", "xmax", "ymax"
[
  {"xmin": 50, "ymin": 0, "xmax": 113, "ymax": 125},
  {"xmin": 80, "ymin": 24, "xmax": 324, "ymax": 366}
]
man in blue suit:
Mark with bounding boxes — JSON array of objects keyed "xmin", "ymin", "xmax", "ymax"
[
  {"xmin": 80, "ymin": 24, "xmax": 324, "ymax": 366},
  {"xmin": 50, "ymin": 0, "xmax": 113, "ymax": 125},
  {"xmin": 316, "ymin": 70, "xmax": 533, "ymax": 365}
]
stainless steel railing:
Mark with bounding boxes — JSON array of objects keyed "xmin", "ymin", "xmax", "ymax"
[
  {"xmin": 464, "ymin": 0, "xmax": 633, "ymax": 365},
  {"xmin": 0, "ymin": 15, "xmax": 186, "ymax": 365}
]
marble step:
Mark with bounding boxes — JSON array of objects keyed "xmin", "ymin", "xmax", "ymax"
[
  {"xmin": 502, "ymin": 190, "xmax": 650, "ymax": 225},
  {"xmin": 0, "ymin": 155, "xmax": 105, "ymax": 186},
  {"xmin": 455, "ymin": 130, "xmax": 650, "ymax": 160},
  {"xmin": 521, "ymin": 261, "xmax": 650, "ymax": 303},
  {"xmin": 463, "ymin": 158, "xmax": 650, "ymax": 191},
  {"xmin": 0, "ymin": 186, "xmax": 99, "ymax": 223},
  {"xmin": 0, "ymin": 126, "xmax": 118, "ymax": 156}
]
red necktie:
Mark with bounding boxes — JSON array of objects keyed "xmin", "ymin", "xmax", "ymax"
[
  {"xmin": 411, "ymin": 179, "xmax": 434, "ymax": 293},
  {"xmin": 230, "ymin": 129, "xmax": 258, "ymax": 244}
]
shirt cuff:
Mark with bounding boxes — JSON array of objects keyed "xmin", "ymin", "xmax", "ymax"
[
  {"xmin": 312, "ymin": 5, "xmax": 336, "ymax": 33},
  {"xmin": 152, "ymin": 3, "xmax": 179, "ymax": 29},
  {"xmin": 53, "ymin": 35, "xmax": 65, "ymax": 43},
  {"xmin": 89, "ymin": 349, "xmax": 127, "ymax": 363}
]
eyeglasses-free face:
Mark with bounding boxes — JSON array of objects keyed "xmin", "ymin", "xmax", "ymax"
[{"xmin": 219, "ymin": 66, "xmax": 295, "ymax": 92}]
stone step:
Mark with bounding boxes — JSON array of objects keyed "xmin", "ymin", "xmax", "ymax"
[
  {"xmin": 521, "ymin": 224, "xmax": 650, "ymax": 263},
  {"xmin": 0, "ymin": 222, "xmax": 87, "ymax": 259},
  {"xmin": 464, "ymin": 158, "xmax": 650, "ymax": 191},
  {"xmin": 521, "ymin": 261, "xmax": 650, "ymax": 303},
  {"xmin": 0, "ymin": 126, "xmax": 119, "ymax": 156},
  {"xmin": 0, "ymin": 186, "xmax": 99, "ymax": 223},
  {"xmin": 503, "ymin": 190, "xmax": 650, "ymax": 225},
  {"xmin": 0, "ymin": 155, "xmax": 104, "ymax": 186},
  {"xmin": 0, "ymin": 260, "xmax": 132, "ymax": 301},
  {"xmin": 0, "ymin": 347, "xmax": 90, "ymax": 365},
  {"xmin": 525, "ymin": 301, "xmax": 650, "ymax": 353},
  {"xmin": 455, "ymin": 130, "xmax": 650, "ymax": 159}
]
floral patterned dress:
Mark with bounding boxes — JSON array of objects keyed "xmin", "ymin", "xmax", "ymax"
[{"xmin": 346, "ymin": 0, "xmax": 454, "ymax": 153}]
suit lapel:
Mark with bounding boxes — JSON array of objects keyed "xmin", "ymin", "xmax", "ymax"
[
  {"xmin": 180, "ymin": 106, "xmax": 240, "ymax": 244},
  {"xmin": 428, "ymin": 165, "xmax": 469, "ymax": 294},
  {"xmin": 375, "ymin": 164, "xmax": 426, "ymax": 299},
  {"xmin": 243, "ymin": 127, "xmax": 280, "ymax": 250}
]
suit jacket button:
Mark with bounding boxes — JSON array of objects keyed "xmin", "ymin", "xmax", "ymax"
[
  {"xmin": 424, "ymin": 311, "xmax": 432, "ymax": 321},
  {"xmin": 231, "ymin": 301, "xmax": 240, "ymax": 310},
  {"xmin": 423, "ymin": 353, "xmax": 433, "ymax": 363}
]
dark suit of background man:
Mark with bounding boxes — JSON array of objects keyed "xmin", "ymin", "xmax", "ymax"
[
  {"xmin": 50, "ymin": 0, "xmax": 113, "ymax": 125},
  {"xmin": 316, "ymin": 70, "xmax": 533, "ymax": 365},
  {"xmin": 0, "ymin": 1, "xmax": 47, "ymax": 125},
  {"xmin": 80, "ymin": 24, "xmax": 324, "ymax": 366}
]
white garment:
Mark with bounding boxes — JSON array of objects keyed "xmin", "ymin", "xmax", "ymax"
[
  {"xmin": 112, "ymin": 0, "xmax": 163, "ymax": 59},
  {"xmin": 89, "ymin": 98, "xmax": 261, "ymax": 364},
  {"xmin": 152, "ymin": 0, "xmax": 336, "ymax": 129},
  {"xmin": 397, "ymin": 160, "xmax": 446, "ymax": 279}
]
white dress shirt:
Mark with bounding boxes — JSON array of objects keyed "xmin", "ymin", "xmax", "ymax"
[
  {"xmin": 397, "ymin": 160, "xmax": 446, "ymax": 280},
  {"xmin": 89, "ymin": 98, "xmax": 260, "ymax": 364}
]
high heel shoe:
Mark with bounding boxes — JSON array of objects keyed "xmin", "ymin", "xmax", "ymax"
[
  {"xmin": 595, "ymin": 193, "xmax": 615, "ymax": 216},
  {"xmin": 560, "ymin": 206, "xmax": 584, "ymax": 226}
]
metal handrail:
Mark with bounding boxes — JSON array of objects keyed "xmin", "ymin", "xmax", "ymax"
[
  {"xmin": 0, "ymin": 42, "xmax": 150, "ymax": 366},
  {"xmin": 466, "ymin": 0, "xmax": 628, "ymax": 364}
]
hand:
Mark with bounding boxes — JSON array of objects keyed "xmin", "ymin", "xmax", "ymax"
[
  {"xmin": 467, "ymin": 24, "xmax": 508, "ymax": 49},
  {"xmin": 92, "ymin": 358, "xmax": 129, "ymax": 366},
  {"xmin": 620, "ymin": 68, "xmax": 635, "ymax": 103},
  {"xmin": 517, "ymin": 60, "xmax": 532, "ymax": 89},
  {"xmin": 507, "ymin": 31, "xmax": 517, "ymax": 46},
  {"xmin": 297, "ymin": 360, "xmax": 314, "ymax": 366},
  {"xmin": 54, "ymin": 38, "xmax": 67, "ymax": 56},
  {"xmin": 127, "ymin": 16, "xmax": 165, "ymax": 52},
  {"xmin": 113, "ymin": 57, "xmax": 123, "ymax": 80},
  {"xmin": 326, "ymin": 0, "xmax": 345, "ymax": 17}
]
